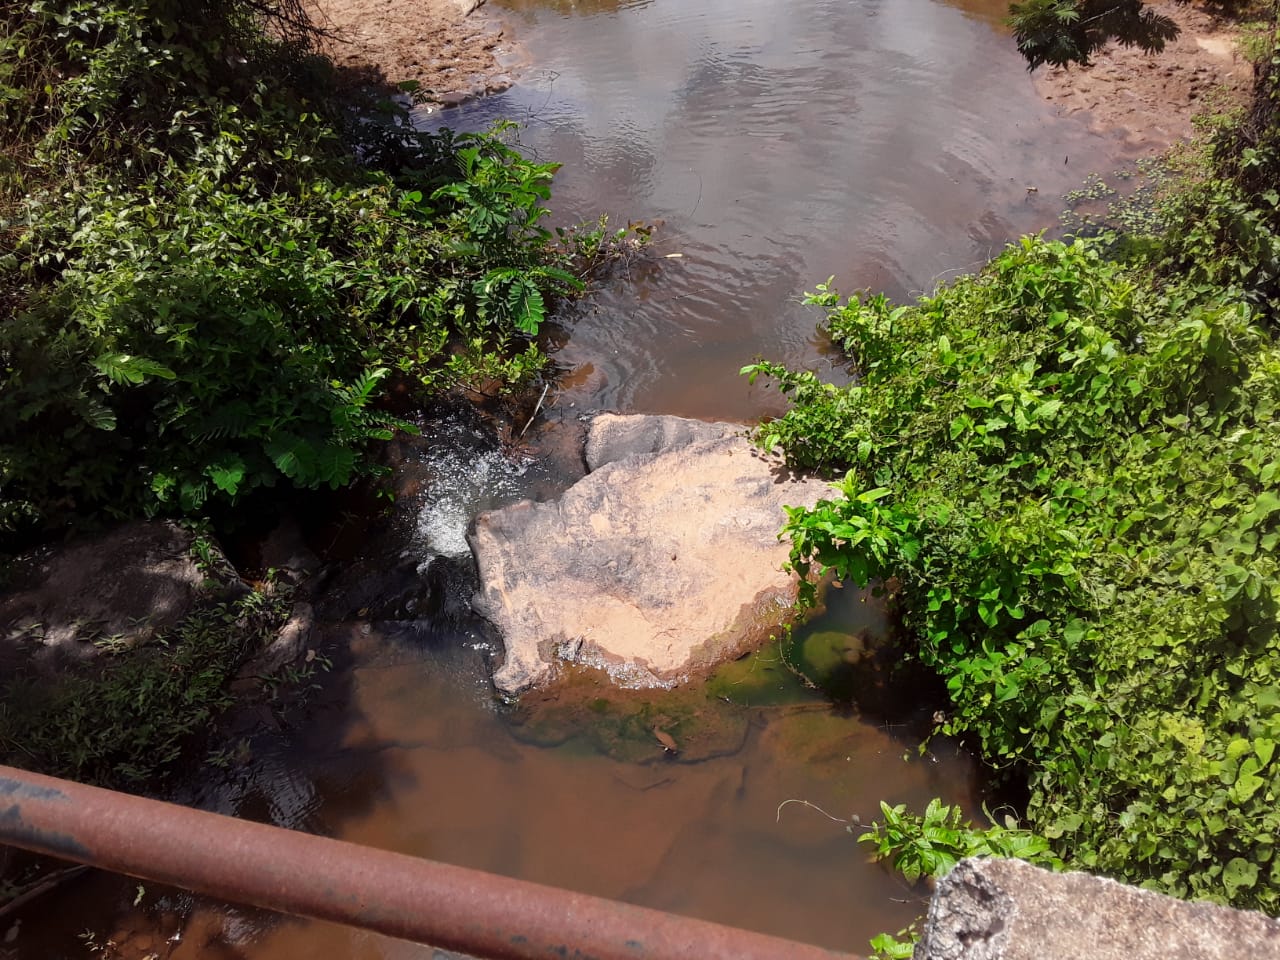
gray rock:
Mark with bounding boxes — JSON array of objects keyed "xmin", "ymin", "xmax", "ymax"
[
  {"xmin": 917, "ymin": 858, "xmax": 1280, "ymax": 960},
  {"xmin": 0, "ymin": 521, "xmax": 217, "ymax": 661},
  {"xmin": 470, "ymin": 414, "xmax": 831, "ymax": 695}
]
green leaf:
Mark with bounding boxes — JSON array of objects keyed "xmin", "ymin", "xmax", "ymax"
[
  {"xmin": 1223, "ymin": 858, "xmax": 1259, "ymax": 898},
  {"xmin": 93, "ymin": 353, "xmax": 177, "ymax": 384},
  {"xmin": 857, "ymin": 487, "xmax": 893, "ymax": 503},
  {"xmin": 1063, "ymin": 619, "xmax": 1086, "ymax": 644},
  {"xmin": 1033, "ymin": 398, "xmax": 1063, "ymax": 420},
  {"xmin": 978, "ymin": 600, "xmax": 1000, "ymax": 628},
  {"xmin": 207, "ymin": 457, "xmax": 246, "ymax": 496},
  {"xmin": 510, "ymin": 281, "xmax": 546, "ymax": 335},
  {"xmin": 1227, "ymin": 738, "xmax": 1253, "ymax": 761},
  {"xmin": 1253, "ymin": 491, "xmax": 1280, "ymax": 519},
  {"xmin": 869, "ymin": 932, "xmax": 916, "ymax": 960},
  {"xmin": 1232, "ymin": 757, "xmax": 1265, "ymax": 803},
  {"xmin": 83, "ymin": 400, "xmax": 116, "ymax": 431},
  {"xmin": 265, "ymin": 433, "xmax": 307, "ymax": 480},
  {"xmin": 1255, "ymin": 738, "xmax": 1276, "ymax": 769}
]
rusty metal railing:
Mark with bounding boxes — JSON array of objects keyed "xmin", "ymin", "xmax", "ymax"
[{"xmin": 0, "ymin": 764, "xmax": 858, "ymax": 960}]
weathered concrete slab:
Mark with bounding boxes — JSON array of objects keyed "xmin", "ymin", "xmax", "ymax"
[
  {"xmin": 917, "ymin": 858, "xmax": 1280, "ymax": 960},
  {"xmin": 470, "ymin": 414, "xmax": 830, "ymax": 695}
]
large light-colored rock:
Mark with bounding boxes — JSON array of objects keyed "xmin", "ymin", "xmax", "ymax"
[
  {"xmin": 470, "ymin": 414, "xmax": 831, "ymax": 695},
  {"xmin": 917, "ymin": 858, "xmax": 1280, "ymax": 960}
]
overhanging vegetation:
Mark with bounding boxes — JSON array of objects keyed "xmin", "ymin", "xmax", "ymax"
[
  {"xmin": 748, "ymin": 15, "xmax": 1280, "ymax": 917},
  {"xmin": 0, "ymin": 0, "xmax": 613, "ymax": 538}
]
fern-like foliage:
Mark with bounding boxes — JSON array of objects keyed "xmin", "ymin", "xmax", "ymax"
[
  {"xmin": 1008, "ymin": 0, "xmax": 1179, "ymax": 69},
  {"xmin": 93, "ymin": 353, "xmax": 177, "ymax": 385}
]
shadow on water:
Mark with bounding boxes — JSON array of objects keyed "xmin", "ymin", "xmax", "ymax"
[{"xmin": 9, "ymin": 409, "xmax": 978, "ymax": 958}]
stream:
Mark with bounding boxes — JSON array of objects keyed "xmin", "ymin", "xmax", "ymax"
[{"xmin": 10, "ymin": 0, "xmax": 1136, "ymax": 954}]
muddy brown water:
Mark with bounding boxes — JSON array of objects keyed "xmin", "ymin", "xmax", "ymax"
[
  {"xmin": 14, "ymin": 577, "xmax": 977, "ymax": 959},
  {"xmin": 8, "ymin": 0, "xmax": 1137, "ymax": 955},
  {"xmin": 424, "ymin": 0, "xmax": 1136, "ymax": 421}
]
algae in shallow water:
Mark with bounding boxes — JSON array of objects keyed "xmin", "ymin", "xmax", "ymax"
[
  {"xmin": 506, "ymin": 585, "xmax": 894, "ymax": 762},
  {"xmin": 705, "ymin": 643, "xmax": 817, "ymax": 707},
  {"xmin": 505, "ymin": 672, "xmax": 753, "ymax": 763}
]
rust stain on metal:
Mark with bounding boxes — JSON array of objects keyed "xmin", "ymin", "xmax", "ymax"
[{"xmin": 0, "ymin": 764, "xmax": 859, "ymax": 960}]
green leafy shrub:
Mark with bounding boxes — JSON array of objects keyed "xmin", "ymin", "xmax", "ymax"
[
  {"xmin": 0, "ymin": 0, "xmax": 595, "ymax": 535},
  {"xmin": 747, "ymin": 226, "xmax": 1280, "ymax": 910},
  {"xmin": 859, "ymin": 799, "xmax": 1063, "ymax": 885},
  {"xmin": 858, "ymin": 800, "xmax": 1061, "ymax": 958}
]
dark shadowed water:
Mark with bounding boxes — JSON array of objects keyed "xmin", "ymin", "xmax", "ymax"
[{"xmin": 9, "ymin": 0, "xmax": 1134, "ymax": 955}]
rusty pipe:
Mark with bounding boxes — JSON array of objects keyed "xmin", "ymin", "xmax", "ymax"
[{"xmin": 0, "ymin": 765, "xmax": 859, "ymax": 960}]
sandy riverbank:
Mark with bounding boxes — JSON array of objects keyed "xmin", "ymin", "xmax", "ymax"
[
  {"xmin": 304, "ymin": 0, "xmax": 523, "ymax": 104},
  {"xmin": 304, "ymin": 0, "xmax": 1254, "ymax": 142},
  {"xmin": 1034, "ymin": 0, "xmax": 1254, "ymax": 150}
]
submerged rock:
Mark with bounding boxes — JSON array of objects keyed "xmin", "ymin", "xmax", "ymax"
[
  {"xmin": 470, "ymin": 413, "xmax": 830, "ymax": 695},
  {"xmin": 506, "ymin": 668, "xmax": 753, "ymax": 764}
]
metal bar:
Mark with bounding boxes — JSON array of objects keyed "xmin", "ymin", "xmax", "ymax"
[{"xmin": 0, "ymin": 765, "xmax": 858, "ymax": 960}]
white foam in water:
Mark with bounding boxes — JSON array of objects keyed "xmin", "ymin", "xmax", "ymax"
[
  {"xmin": 413, "ymin": 446, "xmax": 527, "ymax": 564},
  {"xmin": 417, "ymin": 498, "xmax": 472, "ymax": 560}
]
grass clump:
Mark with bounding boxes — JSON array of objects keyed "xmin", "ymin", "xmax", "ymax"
[{"xmin": 0, "ymin": 582, "xmax": 289, "ymax": 786}]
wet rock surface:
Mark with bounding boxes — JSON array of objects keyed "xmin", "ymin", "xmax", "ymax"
[
  {"xmin": 470, "ymin": 414, "xmax": 831, "ymax": 695},
  {"xmin": 0, "ymin": 521, "xmax": 243, "ymax": 671},
  {"xmin": 918, "ymin": 858, "xmax": 1280, "ymax": 960}
]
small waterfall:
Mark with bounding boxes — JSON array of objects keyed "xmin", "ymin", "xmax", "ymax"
[{"xmin": 406, "ymin": 414, "xmax": 533, "ymax": 568}]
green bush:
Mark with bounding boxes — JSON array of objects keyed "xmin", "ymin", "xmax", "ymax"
[
  {"xmin": 747, "ymin": 225, "xmax": 1280, "ymax": 909},
  {"xmin": 858, "ymin": 798, "xmax": 1063, "ymax": 885},
  {"xmin": 753, "ymin": 34, "xmax": 1280, "ymax": 916},
  {"xmin": 0, "ymin": 0, "xmax": 596, "ymax": 534}
]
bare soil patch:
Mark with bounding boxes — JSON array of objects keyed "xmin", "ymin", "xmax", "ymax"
[
  {"xmin": 1035, "ymin": 1, "xmax": 1255, "ymax": 150},
  {"xmin": 304, "ymin": 0, "xmax": 524, "ymax": 105}
]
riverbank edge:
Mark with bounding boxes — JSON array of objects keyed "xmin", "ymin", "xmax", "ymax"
[
  {"xmin": 303, "ymin": 0, "xmax": 528, "ymax": 107},
  {"xmin": 1033, "ymin": 0, "xmax": 1255, "ymax": 151},
  {"xmin": 306, "ymin": 0, "xmax": 1254, "ymax": 141}
]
